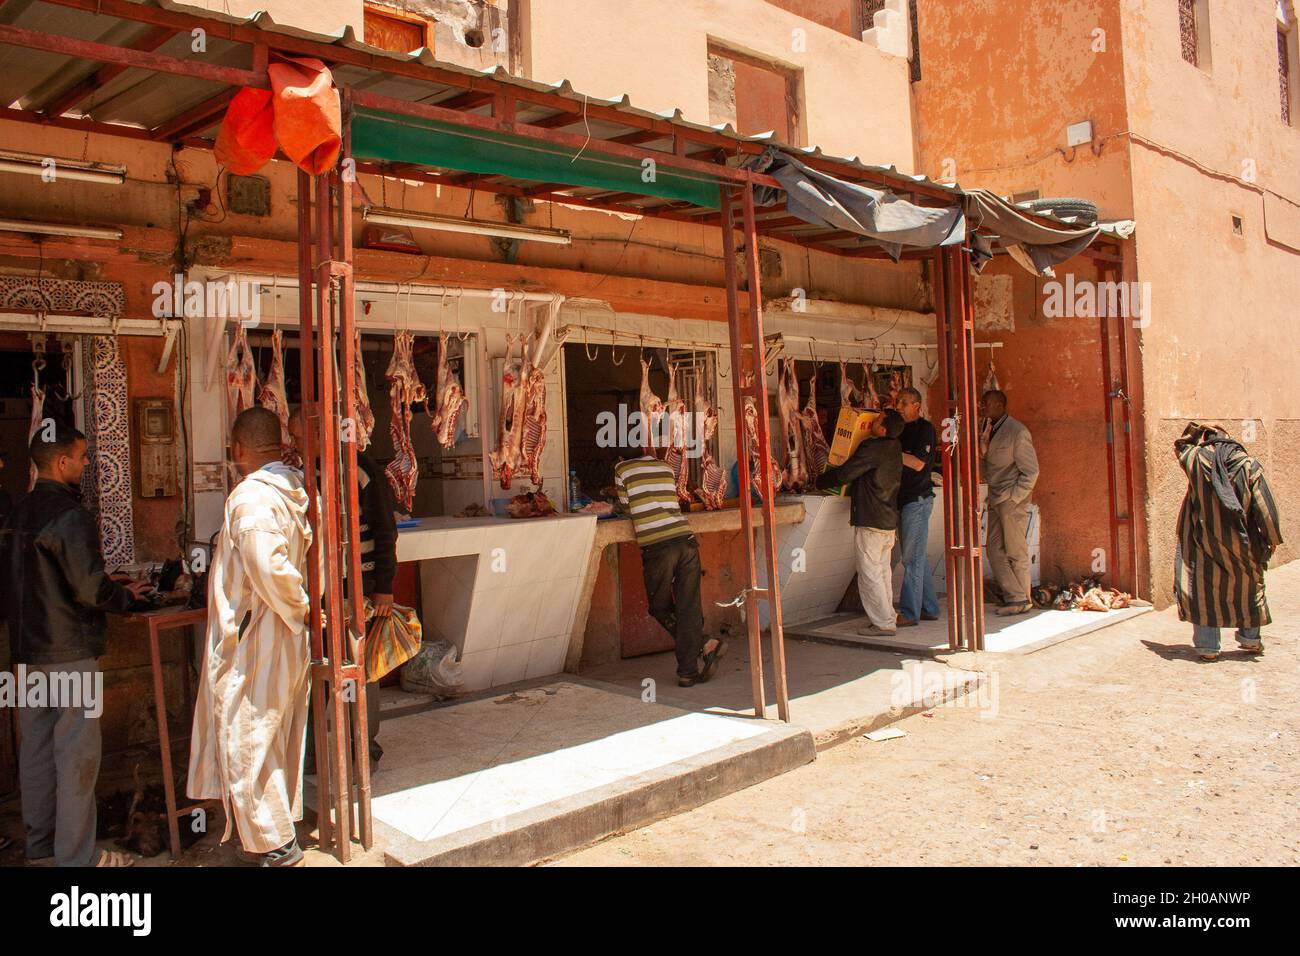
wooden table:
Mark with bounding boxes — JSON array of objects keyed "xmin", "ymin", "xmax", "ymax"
[{"xmin": 120, "ymin": 605, "xmax": 217, "ymax": 860}]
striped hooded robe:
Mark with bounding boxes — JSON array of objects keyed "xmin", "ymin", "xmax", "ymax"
[
  {"xmin": 188, "ymin": 461, "xmax": 314, "ymax": 854},
  {"xmin": 1173, "ymin": 423, "xmax": 1282, "ymax": 628}
]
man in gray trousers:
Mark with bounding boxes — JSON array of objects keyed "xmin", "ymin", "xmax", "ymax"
[
  {"xmin": 979, "ymin": 390, "xmax": 1040, "ymax": 616},
  {"xmin": 0, "ymin": 423, "xmax": 150, "ymax": 866}
]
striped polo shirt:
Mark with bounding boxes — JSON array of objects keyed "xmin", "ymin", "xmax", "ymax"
[{"xmin": 613, "ymin": 456, "xmax": 692, "ymax": 548}]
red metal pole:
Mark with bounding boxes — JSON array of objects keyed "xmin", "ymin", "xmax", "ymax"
[
  {"xmin": 741, "ymin": 181, "xmax": 790, "ymax": 722},
  {"xmin": 932, "ymin": 251, "xmax": 960, "ymax": 653},
  {"xmin": 718, "ymin": 185, "xmax": 765, "ymax": 719},
  {"xmin": 1099, "ymin": 267, "xmax": 1122, "ymax": 595},
  {"xmin": 298, "ymin": 169, "xmax": 332, "ymax": 850},
  {"xmin": 1114, "ymin": 264, "xmax": 1140, "ymax": 599},
  {"xmin": 314, "ymin": 171, "xmax": 353, "ymax": 863},
  {"xmin": 336, "ymin": 91, "xmax": 373, "ymax": 849},
  {"xmin": 958, "ymin": 248, "xmax": 985, "ymax": 650}
]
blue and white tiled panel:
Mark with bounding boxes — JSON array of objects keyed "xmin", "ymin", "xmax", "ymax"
[
  {"xmin": 748, "ymin": 495, "xmax": 858, "ymax": 631},
  {"xmin": 418, "ymin": 515, "xmax": 598, "ymax": 692}
]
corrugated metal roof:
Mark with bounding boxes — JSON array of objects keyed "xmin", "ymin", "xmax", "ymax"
[{"xmin": 0, "ymin": 0, "xmax": 1129, "ymax": 247}]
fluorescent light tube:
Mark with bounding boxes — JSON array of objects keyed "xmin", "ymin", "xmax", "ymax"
[
  {"xmin": 363, "ymin": 207, "xmax": 571, "ymax": 245},
  {"xmin": 0, "ymin": 150, "xmax": 126, "ymax": 185},
  {"xmin": 0, "ymin": 219, "xmax": 123, "ymax": 240}
]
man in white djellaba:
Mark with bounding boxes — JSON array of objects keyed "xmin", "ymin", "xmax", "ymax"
[{"xmin": 188, "ymin": 406, "xmax": 314, "ymax": 867}]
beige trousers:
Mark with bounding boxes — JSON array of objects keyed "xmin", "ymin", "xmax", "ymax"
[
  {"xmin": 855, "ymin": 526, "xmax": 897, "ymax": 631},
  {"xmin": 986, "ymin": 498, "xmax": 1032, "ymax": 604}
]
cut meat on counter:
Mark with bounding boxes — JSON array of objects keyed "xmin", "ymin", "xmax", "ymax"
[{"xmin": 383, "ymin": 330, "xmax": 426, "ymax": 511}]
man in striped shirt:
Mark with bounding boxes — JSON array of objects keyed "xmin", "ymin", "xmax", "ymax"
[{"xmin": 614, "ymin": 453, "xmax": 726, "ymax": 686}]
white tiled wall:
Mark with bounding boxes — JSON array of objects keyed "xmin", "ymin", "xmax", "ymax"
[{"xmin": 748, "ymin": 494, "xmax": 859, "ymax": 631}]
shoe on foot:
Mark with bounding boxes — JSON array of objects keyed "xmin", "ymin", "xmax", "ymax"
[
  {"xmin": 1237, "ymin": 641, "xmax": 1263, "ymax": 654},
  {"xmin": 920, "ymin": 612, "xmax": 939, "ymax": 621},
  {"xmin": 896, "ymin": 615, "xmax": 918, "ymax": 628},
  {"xmin": 698, "ymin": 639, "xmax": 728, "ymax": 683},
  {"xmin": 858, "ymin": 624, "xmax": 897, "ymax": 637},
  {"xmin": 1197, "ymin": 652, "xmax": 1219, "ymax": 661},
  {"xmin": 995, "ymin": 602, "xmax": 1032, "ymax": 617},
  {"xmin": 677, "ymin": 674, "xmax": 700, "ymax": 687}
]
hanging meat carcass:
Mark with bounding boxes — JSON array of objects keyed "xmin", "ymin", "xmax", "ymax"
[
  {"xmin": 884, "ymin": 369, "xmax": 903, "ymax": 409},
  {"xmin": 430, "ymin": 333, "xmax": 468, "ymax": 450},
  {"xmin": 777, "ymin": 357, "xmax": 808, "ymax": 493},
  {"xmin": 839, "ymin": 360, "xmax": 862, "ymax": 408},
  {"xmin": 743, "ymin": 395, "xmax": 781, "ymax": 494},
  {"xmin": 662, "ymin": 361, "xmax": 691, "ymax": 503},
  {"xmin": 639, "ymin": 355, "xmax": 666, "ymax": 452},
  {"xmin": 225, "ymin": 325, "xmax": 257, "ymax": 423},
  {"xmin": 257, "ymin": 329, "xmax": 293, "ymax": 459},
  {"xmin": 27, "ymin": 379, "xmax": 44, "ymax": 492},
  {"xmin": 693, "ymin": 369, "xmax": 724, "ymax": 510},
  {"xmin": 519, "ymin": 346, "xmax": 547, "ymax": 488},
  {"xmin": 353, "ymin": 328, "xmax": 375, "ymax": 451},
  {"xmin": 799, "ymin": 372, "xmax": 830, "ymax": 480},
  {"xmin": 488, "ymin": 334, "xmax": 528, "ymax": 489},
  {"xmin": 861, "ymin": 361, "xmax": 881, "ymax": 411},
  {"xmin": 383, "ymin": 330, "xmax": 426, "ymax": 511}
]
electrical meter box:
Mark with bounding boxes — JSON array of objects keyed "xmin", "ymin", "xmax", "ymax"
[{"xmin": 135, "ymin": 398, "xmax": 179, "ymax": 498}]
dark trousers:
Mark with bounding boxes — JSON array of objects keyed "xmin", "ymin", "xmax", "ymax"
[
  {"xmin": 641, "ymin": 535, "xmax": 706, "ymax": 678},
  {"xmin": 19, "ymin": 658, "xmax": 101, "ymax": 866}
]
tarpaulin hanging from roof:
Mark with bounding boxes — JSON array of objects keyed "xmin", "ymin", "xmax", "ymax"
[
  {"xmin": 350, "ymin": 108, "xmax": 722, "ymax": 208},
  {"xmin": 748, "ymin": 148, "xmax": 966, "ymax": 261},
  {"xmin": 215, "ymin": 56, "xmax": 341, "ymax": 176},
  {"xmin": 963, "ymin": 189, "xmax": 1119, "ymax": 276}
]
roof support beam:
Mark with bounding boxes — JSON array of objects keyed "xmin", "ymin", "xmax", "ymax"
[{"xmin": 40, "ymin": 25, "xmax": 175, "ymax": 117}]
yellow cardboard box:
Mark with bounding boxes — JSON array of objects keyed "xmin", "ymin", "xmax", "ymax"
[{"xmin": 826, "ymin": 406, "xmax": 878, "ymax": 495}]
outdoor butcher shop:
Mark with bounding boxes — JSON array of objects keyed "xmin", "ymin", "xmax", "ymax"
[{"xmin": 0, "ymin": 0, "xmax": 1145, "ymax": 867}]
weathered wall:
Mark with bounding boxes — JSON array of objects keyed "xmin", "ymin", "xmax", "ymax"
[
  {"xmin": 1120, "ymin": 0, "xmax": 1300, "ymax": 605},
  {"xmin": 520, "ymin": 0, "xmax": 915, "ymax": 164},
  {"xmin": 912, "ymin": 0, "xmax": 1134, "ymax": 217}
]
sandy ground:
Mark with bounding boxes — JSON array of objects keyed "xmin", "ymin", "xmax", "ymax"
[
  {"xmin": 3, "ymin": 564, "xmax": 1294, "ymax": 869},
  {"xmin": 553, "ymin": 563, "xmax": 1300, "ymax": 867}
]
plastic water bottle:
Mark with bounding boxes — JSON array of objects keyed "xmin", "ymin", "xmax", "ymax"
[{"xmin": 568, "ymin": 469, "xmax": 583, "ymax": 510}]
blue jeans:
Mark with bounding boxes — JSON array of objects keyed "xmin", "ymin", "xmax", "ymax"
[
  {"xmin": 1192, "ymin": 624, "xmax": 1261, "ymax": 653},
  {"xmin": 898, "ymin": 496, "xmax": 940, "ymax": 623}
]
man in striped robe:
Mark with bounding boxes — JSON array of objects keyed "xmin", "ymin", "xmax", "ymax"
[{"xmin": 1174, "ymin": 422, "xmax": 1282, "ymax": 661}]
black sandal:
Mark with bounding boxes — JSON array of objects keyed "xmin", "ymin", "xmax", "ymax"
[{"xmin": 698, "ymin": 639, "xmax": 728, "ymax": 683}]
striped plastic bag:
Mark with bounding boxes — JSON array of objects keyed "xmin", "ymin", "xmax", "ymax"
[{"xmin": 362, "ymin": 599, "xmax": 423, "ymax": 682}]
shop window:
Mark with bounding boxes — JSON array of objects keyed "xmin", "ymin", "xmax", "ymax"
[
  {"xmin": 1279, "ymin": 3, "xmax": 1298, "ymax": 125},
  {"xmin": 707, "ymin": 43, "xmax": 803, "ymax": 144},
  {"xmin": 562, "ymin": 344, "xmax": 719, "ymax": 504},
  {"xmin": 1179, "ymin": 0, "xmax": 1212, "ymax": 71},
  {"xmin": 363, "ymin": 3, "xmax": 432, "ymax": 55},
  {"xmin": 244, "ymin": 328, "xmax": 479, "ymax": 519}
]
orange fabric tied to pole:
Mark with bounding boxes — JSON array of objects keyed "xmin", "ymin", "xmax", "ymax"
[{"xmin": 215, "ymin": 56, "xmax": 341, "ymax": 176}]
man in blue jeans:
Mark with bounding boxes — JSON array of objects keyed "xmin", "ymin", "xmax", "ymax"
[{"xmin": 895, "ymin": 388, "xmax": 940, "ymax": 627}]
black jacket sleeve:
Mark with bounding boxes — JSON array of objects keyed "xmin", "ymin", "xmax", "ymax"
[
  {"xmin": 360, "ymin": 454, "xmax": 398, "ymax": 595},
  {"xmin": 47, "ymin": 508, "xmax": 132, "ymax": 613},
  {"xmin": 817, "ymin": 439, "xmax": 882, "ymax": 491}
]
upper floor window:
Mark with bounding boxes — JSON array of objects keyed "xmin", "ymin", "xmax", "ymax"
[
  {"xmin": 1281, "ymin": 2, "xmax": 1298, "ymax": 125},
  {"xmin": 364, "ymin": 3, "xmax": 432, "ymax": 55},
  {"xmin": 1180, "ymin": 0, "xmax": 1212, "ymax": 71},
  {"xmin": 707, "ymin": 44, "xmax": 803, "ymax": 144}
]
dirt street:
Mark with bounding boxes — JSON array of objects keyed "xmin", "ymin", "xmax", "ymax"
[{"xmin": 554, "ymin": 563, "xmax": 1300, "ymax": 867}]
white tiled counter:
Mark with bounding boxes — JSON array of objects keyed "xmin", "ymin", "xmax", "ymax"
[
  {"xmin": 396, "ymin": 513, "xmax": 598, "ymax": 692},
  {"xmin": 749, "ymin": 494, "xmax": 858, "ymax": 631}
]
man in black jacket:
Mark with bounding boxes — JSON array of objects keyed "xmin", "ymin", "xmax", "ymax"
[
  {"xmin": 817, "ymin": 409, "xmax": 905, "ymax": 637},
  {"xmin": 0, "ymin": 423, "xmax": 150, "ymax": 866},
  {"xmin": 288, "ymin": 408, "xmax": 397, "ymax": 771}
]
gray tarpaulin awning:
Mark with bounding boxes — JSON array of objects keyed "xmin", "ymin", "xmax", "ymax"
[
  {"xmin": 963, "ymin": 189, "xmax": 1132, "ymax": 276},
  {"xmin": 750, "ymin": 149, "xmax": 966, "ymax": 262},
  {"xmin": 750, "ymin": 149, "xmax": 1130, "ymax": 273}
]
